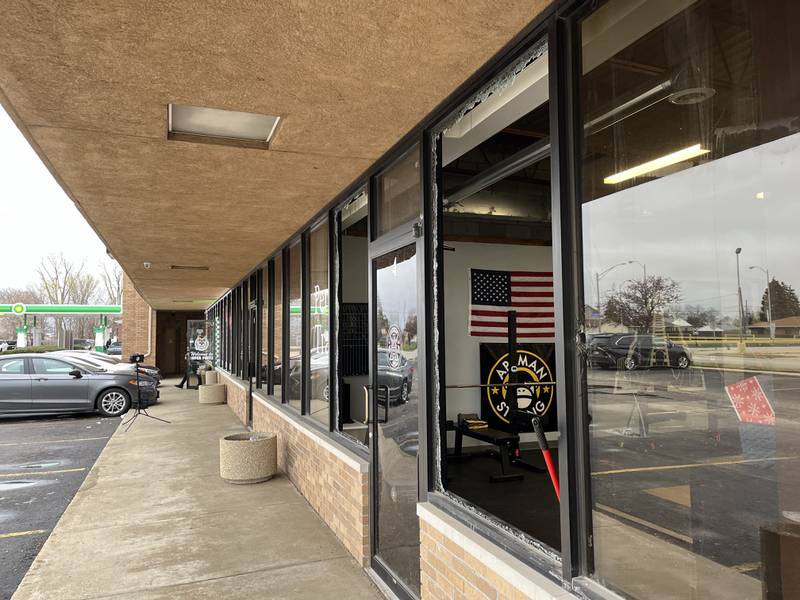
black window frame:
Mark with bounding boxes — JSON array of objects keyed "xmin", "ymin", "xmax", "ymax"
[{"xmin": 203, "ymin": 1, "xmax": 656, "ymax": 595}]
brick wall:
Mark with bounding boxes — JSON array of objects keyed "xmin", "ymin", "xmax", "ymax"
[
  {"xmin": 218, "ymin": 370, "xmax": 370, "ymax": 566},
  {"xmin": 419, "ymin": 503, "xmax": 576, "ymax": 600},
  {"xmin": 121, "ymin": 274, "xmax": 157, "ymax": 365}
]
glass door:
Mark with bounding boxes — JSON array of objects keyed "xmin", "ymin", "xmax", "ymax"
[{"xmin": 371, "ymin": 239, "xmax": 421, "ymax": 598}]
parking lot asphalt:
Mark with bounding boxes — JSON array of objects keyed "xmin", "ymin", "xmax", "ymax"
[{"xmin": 0, "ymin": 413, "xmax": 120, "ymax": 600}]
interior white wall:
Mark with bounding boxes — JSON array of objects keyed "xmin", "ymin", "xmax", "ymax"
[{"xmin": 443, "ymin": 240, "xmax": 553, "ymax": 446}]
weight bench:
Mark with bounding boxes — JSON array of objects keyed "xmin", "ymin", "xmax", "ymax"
[{"xmin": 452, "ymin": 421, "xmax": 524, "ymax": 483}]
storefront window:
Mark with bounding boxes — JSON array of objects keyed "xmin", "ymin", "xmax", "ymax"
[
  {"xmin": 435, "ymin": 37, "xmax": 561, "ymax": 552},
  {"xmin": 375, "ymin": 146, "xmax": 420, "ymax": 238},
  {"xmin": 287, "ymin": 240, "xmax": 303, "ymax": 410},
  {"xmin": 260, "ymin": 266, "xmax": 269, "ymax": 389},
  {"xmin": 337, "ymin": 192, "xmax": 370, "ymax": 445},
  {"xmin": 273, "ymin": 255, "xmax": 283, "ymax": 400},
  {"xmin": 309, "ymin": 221, "xmax": 330, "ymax": 426},
  {"xmin": 581, "ymin": 1, "xmax": 800, "ymax": 597}
]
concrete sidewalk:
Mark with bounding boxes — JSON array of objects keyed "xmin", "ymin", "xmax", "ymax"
[{"xmin": 12, "ymin": 380, "xmax": 381, "ymax": 600}]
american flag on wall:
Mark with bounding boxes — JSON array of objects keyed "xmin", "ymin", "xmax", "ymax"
[{"xmin": 469, "ymin": 269, "xmax": 555, "ymax": 340}]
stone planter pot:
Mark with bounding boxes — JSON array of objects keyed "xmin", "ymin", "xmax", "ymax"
[
  {"xmin": 219, "ymin": 432, "xmax": 277, "ymax": 484},
  {"xmin": 198, "ymin": 383, "xmax": 226, "ymax": 404},
  {"xmin": 202, "ymin": 370, "xmax": 218, "ymax": 385}
]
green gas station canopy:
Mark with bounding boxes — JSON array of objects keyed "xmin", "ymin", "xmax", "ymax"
[{"xmin": 0, "ymin": 303, "xmax": 123, "ymax": 316}]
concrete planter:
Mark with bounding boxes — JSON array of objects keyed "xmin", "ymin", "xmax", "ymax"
[
  {"xmin": 199, "ymin": 383, "xmax": 226, "ymax": 404},
  {"xmin": 219, "ymin": 432, "xmax": 277, "ymax": 484},
  {"xmin": 201, "ymin": 370, "xmax": 218, "ymax": 385}
]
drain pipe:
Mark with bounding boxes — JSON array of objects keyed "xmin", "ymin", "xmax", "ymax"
[{"xmin": 143, "ymin": 306, "xmax": 153, "ymax": 359}]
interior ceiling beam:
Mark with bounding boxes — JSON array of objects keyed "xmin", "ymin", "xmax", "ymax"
[
  {"xmin": 501, "ymin": 126, "xmax": 548, "ymax": 139},
  {"xmin": 445, "ymin": 138, "xmax": 551, "ymax": 207},
  {"xmin": 443, "ymin": 166, "xmax": 550, "ymax": 187}
]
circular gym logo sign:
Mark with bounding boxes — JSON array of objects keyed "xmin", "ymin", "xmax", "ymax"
[
  {"xmin": 485, "ymin": 350, "xmax": 555, "ymax": 424},
  {"xmin": 194, "ymin": 333, "xmax": 210, "ymax": 352},
  {"xmin": 387, "ymin": 325, "xmax": 402, "ymax": 369}
]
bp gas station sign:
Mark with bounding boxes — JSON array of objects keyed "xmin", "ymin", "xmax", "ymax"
[{"xmin": 0, "ymin": 303, "xmax": 123, "ymax": 350}]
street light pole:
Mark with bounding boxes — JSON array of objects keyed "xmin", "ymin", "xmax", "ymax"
[
  {"xmin": 595, "ymin": 261, "xmax": 633, "ymax": 332},
  {"xmin": 630, "ymin": 260, "xmax": 647, "ymax": 282},
  {"xmin": 735, "ymin": 248, "xmax": 745, "ymax": 346},
  {"xmin": 749, "ymin": 265, "xmax": 773, "ymax": 340}
]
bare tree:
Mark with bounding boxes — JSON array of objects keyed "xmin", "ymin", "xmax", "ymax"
[
  {"xmin": 0, "ymin": 287, "xmax": 42, "ymax": 340},
  {"xmin": 604, "ymin": 275, "xmax": 682, "ymax": 332},
  {"xmin": 35, "ymin": 254, "xmax": 101, "ymax": 344},
  {"xmin": 36, "ymin": 254, "xmax": 76, "ymax": 305},
  {"xmin": 100, "ymin": 261, "xmax": 123, "ymax": 305}
]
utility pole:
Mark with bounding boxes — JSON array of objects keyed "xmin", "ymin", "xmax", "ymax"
[
  {"xmin": 735, "ymin": 248, "xmax": 745, "ymax": 349},
  {"xmin": 749, "ymin": 265, "xmax": 774, "ymax": 340}
]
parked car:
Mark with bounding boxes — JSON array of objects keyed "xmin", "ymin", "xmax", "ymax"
[
  {"xmin": 588, "ymin": 334, "xmax": 691, "ymax": 371},
  {"xmin": 51, "ymin": 350, "xmax": 162, "ymax": 384},
  {"xmin": 106, "ymin": 341, "xmax": 122, "ymax": 356},
  {"xmin": 288, "ymin": 348, "xmax": 413, "ymax": 406},
  {"xmin": 72, "ymin": 338, "xmax": 94, "ymax": 350},
  {"xmin": 376, "ymin": 349, "xmax": 414, "ymax": 405},
  {"xmin": 0, "ymin": 353, "xmax": 158, "ymax": 418}
]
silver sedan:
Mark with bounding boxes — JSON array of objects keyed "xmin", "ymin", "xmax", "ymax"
[{"xmin": 0, "ymin": 353, "xmax": 158, "ymax": 418}]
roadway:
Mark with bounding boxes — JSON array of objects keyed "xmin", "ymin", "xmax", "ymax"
[{"xmin": 0, "ymin": 414, "xmax": 118, "ymax": 600}]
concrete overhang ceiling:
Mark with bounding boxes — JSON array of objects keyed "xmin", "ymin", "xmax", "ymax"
[{"xmin": 0, "ymin": 1, "xmax": 549, "ymax": 310}]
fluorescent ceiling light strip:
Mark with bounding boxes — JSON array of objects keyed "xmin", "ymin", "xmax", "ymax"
[{"xmin": 604, "ymin": 144, "xmax": 710, "ymax": 184}]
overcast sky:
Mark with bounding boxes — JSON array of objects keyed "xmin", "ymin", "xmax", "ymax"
[
  {"xmin": 582, "ymin": 131, "xmax": 800, "ymax": 320},
  {"xmin": 0, "ymin": 105, "xmax": 114, "ymax": 293}
]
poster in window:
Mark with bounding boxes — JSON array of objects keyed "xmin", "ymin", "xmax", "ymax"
[{"xmin": 479, "ymin": 343, "xmax": 557, "ymax": 432}]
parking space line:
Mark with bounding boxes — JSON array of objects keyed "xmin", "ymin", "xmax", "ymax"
[
  {"xmin": 0, "ymin": 436, "xmax": 110, "ymax": 447},
  {"xmin": 0, "ymin": 467, "xmax": 87, "ymax": 478},
  {"xmin": 0, "ymin": 530, "xmax": 48, "ymax": 539},
  {"xmin": 597, "ymin": 503, "xmax": 692, "ymax": 544},
  {"xmin": 592, "ymin": 455, "xmax": 799, "ymax": 476}
]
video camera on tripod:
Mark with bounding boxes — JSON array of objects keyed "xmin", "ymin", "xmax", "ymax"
[{"xmin": 122, "ymin": 353, "xmax": 170, "ymax": 431}]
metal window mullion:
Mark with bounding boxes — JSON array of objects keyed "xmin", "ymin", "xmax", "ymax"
[
  {"xmin": 268, "ymin": 259, "xmax": 275, "ymax": 396},
  {"xmin": 420, "ymin": 134, "xmax": 435, "ymax": 500},
  {"xmin": 301, "ymin": 229, "xmax": 310, "ymax": 415},
  {"xmin": 282, "ymin": 247, "xmax": 290, "ymax": 403},
  {"xmin": 328, "ymin": 210, "xmax": 337, "ymax": 432},
  {"xmin": 232, "ymin": 289, "xmax": 238, "ymax": 376},
  {"xmin": 549, "ymin": 13, "xmax": 593, "ymax": 582},
  {"xmin": 429, "ymin": 130, "xmax": 447, "ymax": 493},
  {"xmin": 256, "ymin": 268, "xmax": 263, "ymax": 389}
]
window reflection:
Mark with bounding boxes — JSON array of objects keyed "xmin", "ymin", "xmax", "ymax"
[
  {"xmin": 309, "ymin": 222, "xmax": 330, "ymax": 426},
  {"xmin": 287, "ymin": 241, "xmax": 303, "ymax": 411},
  {"xmin": 582, "ymin": 1, "xmax": 800, "ymax": 598},
  {"xmin": 376, "ymin": 147, "xmax": 420, "ymax": 238},
  {"xmin": 260, "ymin": 266, "xmax": 269, "ymax": 389},
  {"xmin": 273, "ymin": 255, "xmax": 283, "ymax": 400}
]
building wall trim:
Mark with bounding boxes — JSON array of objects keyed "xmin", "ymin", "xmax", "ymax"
[
  {"xmin": 417, "ymin": 502, "xmax": 577, "ymax": 599},
  {"xmin": 252, "ymin": 389, "xmax": 369, "ymax": 473}
]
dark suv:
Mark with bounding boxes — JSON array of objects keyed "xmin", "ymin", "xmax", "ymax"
[{"xmin": 588, "ymin": 334, "xmax": 691, "ymax": 371}]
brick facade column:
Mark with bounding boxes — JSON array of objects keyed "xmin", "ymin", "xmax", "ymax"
[{"xmin": 121, "ymin": 273, "xmax": 156, "ymax": 365}]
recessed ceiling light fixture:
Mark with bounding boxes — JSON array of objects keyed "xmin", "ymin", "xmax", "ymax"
[
  {"xmin": 168, "ymin": 104, "xmax": 280, "ymax": 149},
  {"xmin": 604, "ymin": 144, "xmax": 710, "ymax": 185},
  {"xmin": 170, "ymin": 264, "xmax": 209, "ymax": 271}
]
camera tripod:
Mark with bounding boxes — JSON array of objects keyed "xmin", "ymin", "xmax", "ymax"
[{"xmin": 122, "ymin": 361, "xmax": 171, "ymax": 431}]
